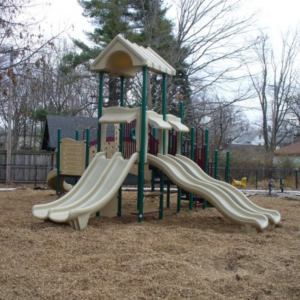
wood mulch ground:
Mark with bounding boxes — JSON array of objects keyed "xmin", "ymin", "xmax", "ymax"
[{"xmin": 1, "ymin": 184, "xmax": 300, "ymax": 300}]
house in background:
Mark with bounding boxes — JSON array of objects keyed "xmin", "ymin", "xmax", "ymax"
[
  {"xmin": 232, "ymin": 130, "xmax": 264, "ymax": 146},
  {"xmin": 273, "ymin": 141, "xmax": 300, "ymax": 165}
]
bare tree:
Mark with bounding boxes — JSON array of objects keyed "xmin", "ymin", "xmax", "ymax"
[
  {"xmin": 246, "ymin": 28, "xmax": 300, "ymax": 152},
  {"xmin": 168, "ymin": 0, "xmax": 257, "ymax": 97},
  {"xmin": 186, "ymin": 95, "xmax": 249, "ymax": 151},
  {"xmin": 0, "ymin": 0, "xmax": 60, "ymax": 74},
  {"xmin": 0, "ymin": 40, "xmax": 99, "ymax": 150}
]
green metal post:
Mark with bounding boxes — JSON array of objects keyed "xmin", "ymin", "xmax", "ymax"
[
  {"xmin": 96, "ymin": 72, "xmax": 104, "ymax": 218},
  {"xmin": 56, "ymin": 128, "xmax": 61, "ymax": 196},
  {"xmin": 118, "ymin": 76, "xmax": 125, "ymax": 217},
  {"xmin": 159, "ymin": 172, "xmax": 164, "ymax": 219},
  {"xmin": 169, "ymin": 130, "xmax": 172, "ymax": 153},
  {"xmin": 214, "ymin": 150, "xmax": 219, "ymax": 179},
  {"xmin": 159, "ymin": 73, "xmax": 167, "ymax": 219},
  {"xmin": 202, "ymin": 129, "xmax": 209, "ymax": 209},
  {"xmin": 119, "ymin": 76, "xmax": 124, "ymax": 153},
  {"xmin": 151, "ymin": 127, "xmax": 157, "ymax": 192},
  {"xmin": 189, "ymin": 127, "xmax": 195, "ymax": 210},
  {"xmin": 75, "ymin": 129, "xmax": 79, "ymax": 141},
  {"xmin": 180, "ymin": 102, "xmax": 184, "ymax": 154},
  {"xmin": 177, "ymin": 102, "xmax": 184, "ymax": 212},
  {"xmin": 97, "ymin": 72, "xmax": 104, "ymax": 153},
  {"xmin": 205, "ymin": 128, "xmax": 209, "ymax": 174},
  {"xmin": 85, "ymin": 128, "xmax": 90, "ymax": 169},
  {"xmin": 167, "ymin": 181, "xmax": 171, "ymax": 208},
  {"xmin": 225, "ymin": 150, "xmax": 230, "ymax": 183},
  {"xmin": 162, "ymin": 74, "xmax": 167, "ymax": 154},
  {"xmin": 190, "ymin": 127, "xmax": 195, "ymax": 161},
  {"xmin": 151, "ymin": 171, "xmax": 155, "ymax": 192},
  {"xmin": 137, "ymin": 67, "xmax": 147, "ymax": 222},
  {"xmin": 296, "ymin": 170, "xmax": 298, "ymax": 189}
]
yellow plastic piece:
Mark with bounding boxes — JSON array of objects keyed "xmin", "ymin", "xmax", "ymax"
[{"xmin": 232, "ymin": 177, "xmax": 247, "ymax": 188}]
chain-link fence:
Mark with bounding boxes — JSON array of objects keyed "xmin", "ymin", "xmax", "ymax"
[
  {"xmin": 211, "ymin": 166, "xmax": 299, "ymax": 190},
  {"xmin": 1, "ymin": 163, "xmax": 299, "ymax": 191}
]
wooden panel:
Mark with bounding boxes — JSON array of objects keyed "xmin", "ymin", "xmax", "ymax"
[{"xmin": 60, "ymin": 138, "xmax": 86, "ymax": 176}]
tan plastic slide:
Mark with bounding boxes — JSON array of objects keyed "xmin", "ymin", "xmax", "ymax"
[
  {"xmin": 148, "ymin": 154, "xmax": 269, "ymax": 233},
  {"xmin": 172, "ymin": 154, "xmax": 281, "ymax": 228},
  {"xmin": 33, "ymin": 152, "xmax": 139, "ymax": 230}
]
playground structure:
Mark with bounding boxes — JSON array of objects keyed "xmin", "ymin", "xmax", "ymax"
[{"xmin": 32, "ymin": 34, "xmax": 281, "ymax": 233}]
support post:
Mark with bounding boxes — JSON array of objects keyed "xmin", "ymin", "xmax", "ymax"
[
  {"xmin": 118, "ymin": 76, "xmax": 125, "ymax": 217},
  {"xmin": 167, "ymin": 181, "xmax": 171, "ymax": 208},
  {"xmin": 159, "ymin": 73, "xmax": 167, "ymax": 219},
  {"xmin": 177, "ymin": 101, "xmax": 184, "ymax": 212},
  {"xmin": 96, "ymin": 72, "xmax": 104, "ymax": 218},
  {"xmin": 151, "ymin": 171, "xmax": 155, "ymax": 192},
  {"xmin": 137, "ymin": 67, "xmax": 147, "ymax": 222},
  {"xmin": 214, "ymin": 150, "xmax": 219, "ymax": 179},
  {"xmin": 202, "ymin": 128, "xmax": 209, "ymax": 209},
  {"xmin": 189, "ymin": 127, "xmax": 195, "ymax": 210},
  {"xmin": 75, "ymin": 129, "xmax": 79, "ymax": 141},
  {"xmin": 85, "ymin": 128, "xmax": 90, "ymax": 169},
  {"xmin": 225, "ymin": 150, "xmax": 230, "ymax": 183},
  {"xmin": 162, "ymin": 74, "xmax": 167, "ymax": 154},
  {"xmin": 56, "ymin": 128, "xmax": 61, "ymax": 196},
  {"xmin": 119, "ymin": 76, "xmax": 125, "ymax": 153},
  {"xmin": 97, "ymin": 72, "xmax": 104, "ymax": 153},
  {"xmin": 205, "ymin": 129, "xmax": 209, "ymax": 174}
]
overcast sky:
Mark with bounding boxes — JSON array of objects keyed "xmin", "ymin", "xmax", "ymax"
[
  {"xmin": 38, "ymin": 0, "xmax": 300, "ymax": 42},
  {"xmin": 37, "ymin": 0, "xmax": 300, "ymax": 123}
]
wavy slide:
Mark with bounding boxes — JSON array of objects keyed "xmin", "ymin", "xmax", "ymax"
[
  {"xmin": 148, "ymin": 154, "xmax": 269, "ymax": 232},
  {"xmin": 172, "ymin": 154, "xmax": 281, "ymax": 227},
  {"xmin": 33, "ymin": 152, "xmax": 139, "ymax": 230}
]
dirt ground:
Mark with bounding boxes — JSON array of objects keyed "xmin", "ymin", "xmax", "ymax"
[{"xmin": 1, "ymin": 184, "xmax": 300, "ymax": 300}]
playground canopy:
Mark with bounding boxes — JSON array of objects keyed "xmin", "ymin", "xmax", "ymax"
[{"xmin": 90, "ymin": 34, "xmax": 176, "ymax": 77}]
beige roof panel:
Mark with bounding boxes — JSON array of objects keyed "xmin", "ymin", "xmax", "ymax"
[
  {"xmin": 147, "ymin": 111, "xmax": 172, "ymax": 130},
  {"xmin": 91, "ymin": 34, "xmax": 176, "ymax": 77},
  {"xmin": 99, "ymin": 107, "xmax": 140, "ymax": 124},
  {"xmin": 166, "ymin": 114, "xmax": 189, "ymax": 132}
]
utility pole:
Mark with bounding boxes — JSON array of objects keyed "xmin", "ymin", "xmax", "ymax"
[{"xmin": 6, "ymin": 48, "xmax": 13, "ymax": 184}]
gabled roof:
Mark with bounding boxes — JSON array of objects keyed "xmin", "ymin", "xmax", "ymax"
[
  {"xmin": 41, "ymin": 115, "xmax": 100, "ymax": 151},
  {"xmin": 90, "ymin": 34, "xmax": 176, "ymax": 78},
  {"xmin": 274, "ymin": 141, "xmax": 300, "ymax": 155}
]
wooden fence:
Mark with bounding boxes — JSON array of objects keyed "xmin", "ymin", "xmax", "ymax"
[{"xmin": 0, "ymin": 151, "xmax": 53, "ymax": 184}]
